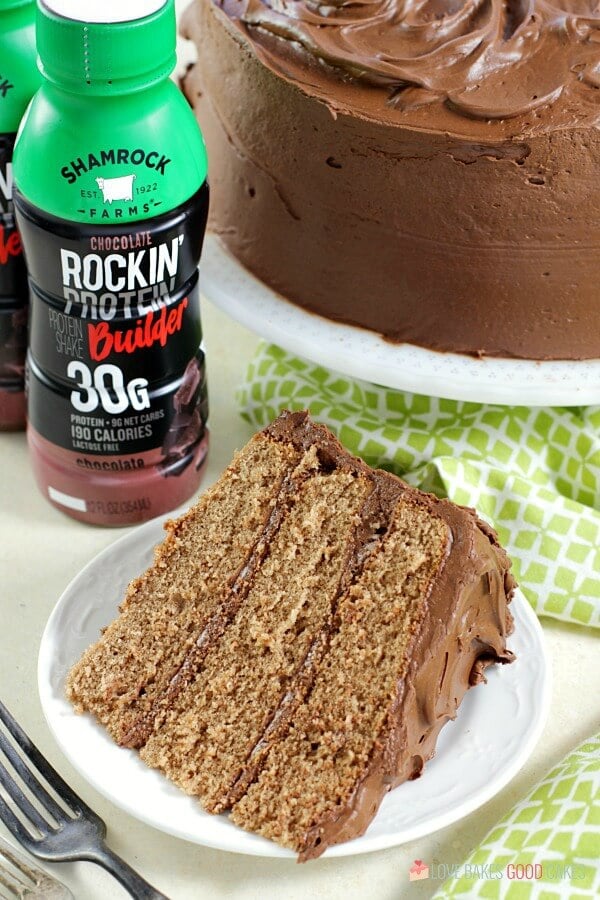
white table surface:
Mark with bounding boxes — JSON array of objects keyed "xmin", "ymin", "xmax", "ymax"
[{"xmin": 1, "ymin": 298, "xmax": 599, "ymax": 900}]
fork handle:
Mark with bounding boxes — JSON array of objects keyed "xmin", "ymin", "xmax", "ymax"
[{"xmin": 86, "ymin": 845, "xmax": 170, "ymax": 899}]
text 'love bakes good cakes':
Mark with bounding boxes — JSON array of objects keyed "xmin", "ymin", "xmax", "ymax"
[
  {"xmin": 182, "ymin": 0, "xmax": 600, "ymax": 360},
  {"xmin": 67, "ymin": 411, "xmax": 515, "ymax": 860}
]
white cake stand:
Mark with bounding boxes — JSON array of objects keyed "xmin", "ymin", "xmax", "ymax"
[{"xmin": 200, "ymin": 235, "xmax": 600, "ymax": 406}]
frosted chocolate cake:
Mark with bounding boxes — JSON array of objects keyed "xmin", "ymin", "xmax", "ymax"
[
  {"xmin": 67, "ymin": 411, "xmax": 515, "ymax": 859},
  {"xmin": 182, "ymin": 0, "xmax": 600, "ymax": 359}
]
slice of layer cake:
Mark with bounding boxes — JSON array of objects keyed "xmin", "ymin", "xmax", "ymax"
[{"xmin": 67, "ymin": 411, "xmax": 515, "ymax": 860}]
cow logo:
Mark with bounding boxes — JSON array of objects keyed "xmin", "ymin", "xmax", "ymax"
[{"xmin": 96, "ymin": 174, "xmax": 136, "ymax": 204}]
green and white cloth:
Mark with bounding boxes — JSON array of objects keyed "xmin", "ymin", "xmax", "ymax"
[
  {"xmin": 432, "ymin": 732, "xmax": 600, "ymax": 899},
  {"xmin": 238, "ymin": 343, "xmax": 600, "ymax": 629}
]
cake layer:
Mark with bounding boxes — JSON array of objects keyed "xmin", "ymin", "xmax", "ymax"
[
  {"xmin": 67, "ymin": 411, "xmax": 516, "ymax": 859},
  {"xmin": 140, "ymin": 465, "xmax": 372, "ymax": 811},
  {"xmin": 182, "ymin": 1, "xmax": 600, "ymax": 359},
  {"xmin": 67, "ymin": 431, "xmax": 302, "ymax": 745}
]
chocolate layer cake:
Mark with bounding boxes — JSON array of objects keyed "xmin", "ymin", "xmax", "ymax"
[
  {"xmin": 67, "ymin": 411, "xmax": 515, "ymax": 859},
  {"xmin": 182, "ymin": 0, "xmax": 600, "ymax": 359}
]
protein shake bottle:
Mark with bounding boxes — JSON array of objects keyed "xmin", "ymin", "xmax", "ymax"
[
  {"xmin": 13, "ymin": 0, "xmax": 210, "ymax": 525},
  {"xmin": 0, "ymin": 0, "xmax": 38, "ymax": 431}
]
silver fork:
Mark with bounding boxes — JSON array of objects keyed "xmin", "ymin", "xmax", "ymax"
[
  {"xmin": 0, "ymin": 701, "xmax": 169, "ymax": 899},
  {"xmin": 0, "ymin": 834, "xmax": 73, "ymax": 899}
]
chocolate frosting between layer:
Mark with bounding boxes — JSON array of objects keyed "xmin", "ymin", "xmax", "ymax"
[{"xmin": 220, "ymin": 0, "xmax": 600, "ymax": 134}]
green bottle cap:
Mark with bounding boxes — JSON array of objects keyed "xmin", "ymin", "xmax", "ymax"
[
  {"xmin": 0, "ymin": 0, "xmax": 35, "ymax": 10},
  {"xmin": 37, "ymin": 0, "xmax": 176, "ymax": 94}
]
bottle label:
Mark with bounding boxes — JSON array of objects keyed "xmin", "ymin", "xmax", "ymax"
[
  {"xmin": 17, "ymin": 183, "xmax": 209, "ymax": 476},
  {"xmin": 0, "ymin": 133, "xmax": 27, "ymax": 391}
]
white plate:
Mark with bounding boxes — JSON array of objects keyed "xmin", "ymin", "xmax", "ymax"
[
  {"xmin": 201, "ymin": 234, "xmax": 600, "ymax": 407},
  {"xmin": 38, "ymin": 512, "xmax": 550, "ymax": 859}
]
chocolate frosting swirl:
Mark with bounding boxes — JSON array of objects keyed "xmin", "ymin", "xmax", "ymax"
[{"xmin": 219, "ymin": 0, "xmax": 600, "ymax": 129}]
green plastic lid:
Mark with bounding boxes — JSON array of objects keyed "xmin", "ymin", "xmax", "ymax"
[
  {"xmin": 37, "ymin": 0, "xmax": 176, "ymax": 94},
  {"xmin": 0, "ymin": 0, "xmax": 35, "ymax": 10}
]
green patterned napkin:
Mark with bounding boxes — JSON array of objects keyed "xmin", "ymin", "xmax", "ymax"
[
  {"xmin": 238, "ymin": 343, "xmax": 600, "ymax": 629},
  {"xmin": 432, "ymin": 732, "xmax": 600, "ymax": 898}
]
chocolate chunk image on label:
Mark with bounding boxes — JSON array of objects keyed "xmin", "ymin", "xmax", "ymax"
[{"xmin": 160, "ymin": 353, "xmax": 208, "ymax": 476}]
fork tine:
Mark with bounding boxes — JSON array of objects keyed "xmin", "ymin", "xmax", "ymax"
[
  {"xmin": 0, "ymin": 722, "xmax": 70, "ymax": 825},
  {"xmin": 0, "ymin": 843, "xmax": 37, "ymax": 889},
  {"xmin": 0, "ymin": 862, "xmax": 28, "ymax": 898},
  {"xmin": 0, "ymin": 793, "xmax": 39, "ymax": 848},
  {"xmin": 0, "ymin": 852, "xmax": 33, "ymax": 896},
  {"xmin": 0, "ymin": 876, "xmax": 21, "ymax": 899},
  {"xmin": 0, "ymin": 865, "xmax": 25, "ymax": 899},
  {"xmin": 0, "ymin": 760, "xmax": 51, "ymax": 834},
  {"xmin": 0, "ymin": 703, "xmax": 96, "ymax": 821},
  {"xmin": 0, "ymin": 835, "xmax": 75, "ymax": 900}
]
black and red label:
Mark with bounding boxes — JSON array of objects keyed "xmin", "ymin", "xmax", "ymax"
[
  {"xmin": 16, "ymin": 183, "xmax": 209, "ymax": 471},
  {"xmin": 0, "ymin": 132, "xmax": 27, "ymax": 391}
]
